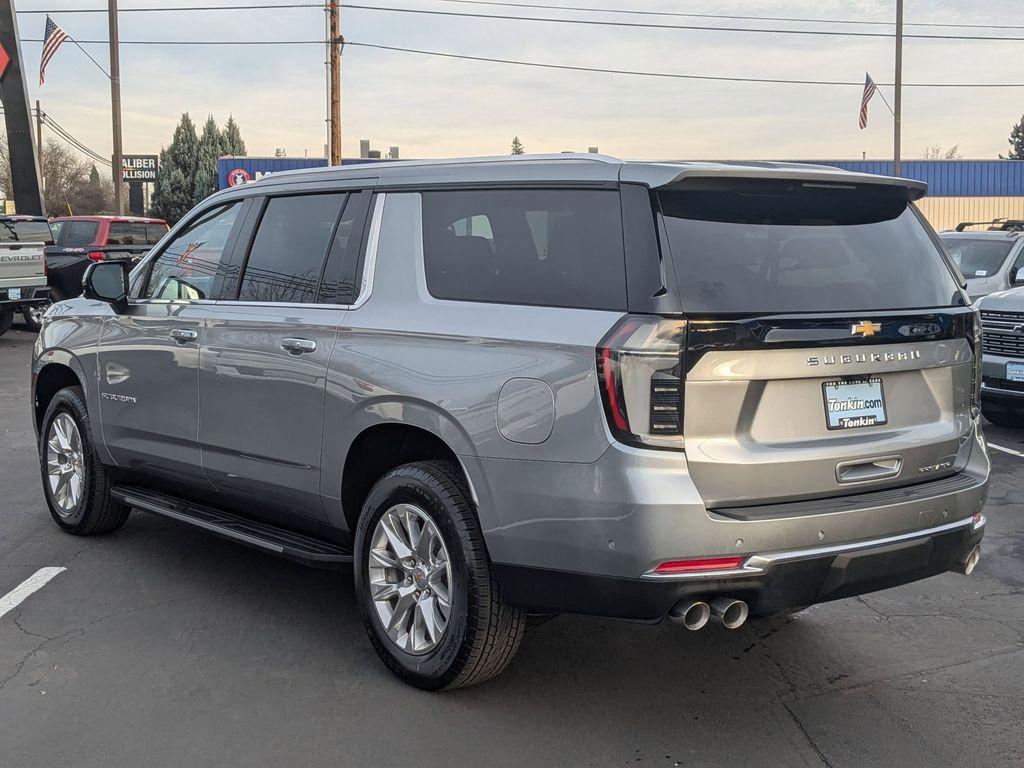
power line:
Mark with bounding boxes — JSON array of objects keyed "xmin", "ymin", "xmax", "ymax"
[
  {"xmin": 335, "ymin": 4, "xmax": 1024, "ymax": 42},
  {"xmin": 422, "ymin": 0, "xmax": 1024, "ymax": 32},
  {"xmin": 344, "ymin": 41, "xmax": 1024, "ymax": 88},
  {"xmin": 39, "ymin": 111, "xmax": 112, "ymax": 166},
  {"xmin": 15, "ymin": 1, "xmax": 1024, "ymax": 32},
  {"xmin": 19, "ymin": 33, "xmax": 1024, "ymax": 85}
]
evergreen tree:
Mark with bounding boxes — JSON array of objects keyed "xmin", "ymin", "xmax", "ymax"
[
  {"xmin": 1006, "ymin": 115, "xmax": 1024, "ymax": 160},
  {"xmin": 156, "ymin": 165, "xmax": 192, "ymax": 225},
  {"xmin": 149, "ymin": 147, "xmax": 170, "ymax": 219},
  {"xmin": 167, "ymin": 112, "xmax": 199, "ymax": 191},
  {"xmin": 220, "ymin": 115, "xmax": 247, "ymax": 156},
  {"xmin": 192, "ymin": 115, "xmax": 222, "ymax": 205},
  {"xmin": 510, "ymin": 136, "xmax": 525, "ymax": 155}
]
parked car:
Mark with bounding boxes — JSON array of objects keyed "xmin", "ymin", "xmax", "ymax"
[
  {"xmin": 938, "ymin": 230, "xmax": 1024, "ymax": 300},
  {"xmin": 31, "ymin": 155, "xmax": 989, "ymax": 690},
  {"xmin": 0, "ymin": 214, "xmax": 53, "ymax": 336},
  {"xmin": 43, "ymin": 216, "xmax": 168, "ymax": 322},
  {"xmin": 976, "ymin": 286, "xmax": 1024, "ymax": 425}
]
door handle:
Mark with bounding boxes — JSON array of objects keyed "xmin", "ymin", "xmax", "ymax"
[
  {"xmin": 280, "ymin": 337, "xmax": 317, "ymax": 355},
  {"xmin": 169, "ymin": 327, "xmax": 198, "ymax": 344}
]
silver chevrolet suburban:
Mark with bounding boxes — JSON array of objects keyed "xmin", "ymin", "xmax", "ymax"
[{"xmin": 31, "ymin": 155, "xmax": 989, "ymax": 690}]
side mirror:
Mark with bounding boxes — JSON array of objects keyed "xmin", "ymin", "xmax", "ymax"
[
  {"xmin": 1012, "ymin": 267, "xmax": 1024, "ymax": 287},
  {"xmin": 83, "ymin": 260, "xmax": 130, "ymax": 313}
]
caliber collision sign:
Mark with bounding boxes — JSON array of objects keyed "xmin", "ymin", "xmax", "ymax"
[{"xmin": 122, "ymin": 154, "xmax": 158, "ymax": 182}]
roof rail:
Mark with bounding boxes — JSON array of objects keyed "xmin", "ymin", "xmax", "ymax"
[{"xmin": 955, "ymin": 218, "xmax": 1024, "ymax": 232}]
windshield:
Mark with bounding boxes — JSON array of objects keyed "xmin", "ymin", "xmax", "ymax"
[
  {"xmin": 658, "ymin": 180, "xmax": 963, "ymax": 314},
  {"xmin": 939, "ymin": 237, "xmax": 1016, "ymax": 279}
]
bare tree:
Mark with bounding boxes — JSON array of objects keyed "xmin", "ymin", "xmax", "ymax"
[
  {"xmin": 922, "ymin": 144, "xmax": 961, "ymax": 160},
  {"xmin": 0, "ymin": 136, "xmax": 112, "ymax": 214}
]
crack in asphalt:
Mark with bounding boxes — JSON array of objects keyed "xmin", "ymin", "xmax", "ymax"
[{"xmin": 783, "ymin": 702, "xmax": 836, "ymax": 768}]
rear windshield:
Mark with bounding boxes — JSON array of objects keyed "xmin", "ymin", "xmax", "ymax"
[
  {"xmin": 56, "ymin": 220, "xmax": 99, "ymax": 247},
  {"xmin": 659, "ymin": 180, "xmax": 963, "ymax": 314},
  {"xmin": 0, "ymin": 219, "xmax": 54, "ymax": 244},
  {"xmin": 939, "ymin": 236, "xmax": 1016, "ymax": 279}
]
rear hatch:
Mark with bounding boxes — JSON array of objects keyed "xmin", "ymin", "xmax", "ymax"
[
  {"xmin": 657, "ymin": 177, "xmax": 977, "ymax": 510},
  {"xmin": 0, "ymin": 218, "xmax": 53, "ymax": 292}
]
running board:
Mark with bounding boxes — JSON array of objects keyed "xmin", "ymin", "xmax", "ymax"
[{"xmin": 111, "ymin": 486, "xmax": 353, "ymax": 567}]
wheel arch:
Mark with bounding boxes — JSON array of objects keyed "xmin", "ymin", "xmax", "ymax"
[
  {"xmin": 33, "ymin": 354, "xmax": 88, "ymax": 435},
  {"xmin": 339, "ymin": 419, "xmax": 480, "ymax": 535}
]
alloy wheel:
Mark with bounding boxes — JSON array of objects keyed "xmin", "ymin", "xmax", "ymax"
[
  {"xmin": 46, "ymin": 413, "xmax": 85, "ymax": 515},
  {"xmin": 368, "ymin": 503, "xmax": 453, "ymax": 655}
]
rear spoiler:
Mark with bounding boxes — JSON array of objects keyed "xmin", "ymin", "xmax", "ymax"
[{"xmin": 623, "ymin": 164, "xmax": 928, "ymax": 201}]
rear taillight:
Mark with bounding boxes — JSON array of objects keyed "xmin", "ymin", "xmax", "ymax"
[
  {"xmin": 970, "ymin": 309, "xmax": 982, "ymax": 419},
  {"xmin": 596, "ymin": 315, "xmax": 686, "ymax": 450},
  {"xmin": 87, "ymin": 250, "xmax": 105, "ymax": 262}
]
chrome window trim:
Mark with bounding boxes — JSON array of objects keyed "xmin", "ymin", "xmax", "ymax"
[
  {"xmin": 347, "ymin": 192, "xmax": 385, "ymax": 311},
  {"xmin": 640, "ymin": 515, "xmax": 984, "ymax": 580}
]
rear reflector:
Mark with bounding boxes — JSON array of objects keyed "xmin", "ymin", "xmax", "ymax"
[{"xmin": 654, "ymin": 556, "xmax": 746, "ymax": 574}]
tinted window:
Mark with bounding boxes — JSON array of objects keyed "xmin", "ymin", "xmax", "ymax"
[
  {"xmin": 57, "ymin": 220, "xmax": 99, "ymax": 247},
  {"xmin": 318, "ymin": 191, "xmax": 371, "ymax": 304},
  {"xmin": 108, "ymin": 222, "xmax": 148, "ymax": 245},
  {"xmin": 659, "ymin": 181, "xmax": 962, "ymax": 314},
  {"xmin": 0, "ymin": 219, "xmax": 54, "ymax": 244},
  {"xmin": 237, "ymin": 193, "xmax": 346, "ymax": 304},
  {"xmin": 422, "ymin": 189, "xmax": 625, "ymax": 310},
  {"xmin": 144, "ymin": 202, "xmax": 242, "ymax": 300},
  {"xmin": 939, "ymin": 237, "xmax": 1016, "ymax": 279},
  {"xmin": 146, "ymin": 223, "xmax": 169, "ymax": 244}
]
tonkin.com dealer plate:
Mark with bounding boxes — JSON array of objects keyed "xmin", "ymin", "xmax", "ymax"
[{"xmin": 822, "ymin": 377, "xmax": 888, "ymax": 430}]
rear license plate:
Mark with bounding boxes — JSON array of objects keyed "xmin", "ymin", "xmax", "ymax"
[
  {"xmin": 1007, "ymin": 362, "xmax": 1024, "ymax": 382},
  {"xmin": 8, "ymin": 288, "xmax": 20, "ymax": 300},
  {"xmin": 822, "ymin": 378, "xmax": 888, "ymax": 430}
]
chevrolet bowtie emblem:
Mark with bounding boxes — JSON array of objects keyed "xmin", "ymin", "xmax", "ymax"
[{"xmin": 851, "ymin": 320, "xmax": 882, "ymax": 337}]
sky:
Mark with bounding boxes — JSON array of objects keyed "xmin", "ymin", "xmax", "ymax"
[{"xmin": 7, "ymin": 0, "xmax": 1024, "ymax": 164}]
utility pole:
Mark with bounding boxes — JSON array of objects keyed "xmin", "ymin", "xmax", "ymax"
[
  {"xmin": 108, "ymin": 0, "xmax": 124, "ymax": 213},
  {"xmin": 34, "ymin": 99, "xmax": 42, "ymax": 174},
  {"xmin": 327, "ymin": 0, "xmax": 341, "ymax": 165},
  {"xmin": 893, "ymin": 0, "xmax": 903, "ymax": 176}
]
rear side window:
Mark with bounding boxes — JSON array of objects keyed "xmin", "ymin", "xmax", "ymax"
[
  {"xmin": 0, "ymin": 219, "xmax": 54, "ymax": 244},
  {"xmin": 108, "ymin": 222, "xmax": 147, "ymax": 245},
  {"xmin": 146, "ymin": 223, "xmax": 169, "ymax": 244},
  {"xmin": 57, "ymin": 220, "xmax": 98, "ymax": 247},
  {"xmin": 237, "ymin": 193, "xmax": 347, "ymax": 304},
  {"xmin": 659, "ymin": 180, "xmax": 963, "ymax": 314},
  {"xmin": 421, "ymin": 189, "xmax": 626, "ymax": 310}
]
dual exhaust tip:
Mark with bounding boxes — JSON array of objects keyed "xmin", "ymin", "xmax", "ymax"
[{"xmin": 669, "ymin": 597, "xmax": 748, "ymax": 631}]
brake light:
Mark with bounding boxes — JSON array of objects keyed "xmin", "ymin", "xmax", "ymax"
[
  {"xmin": 88, "ymin": 250, "xmax": 105, "ymax": 262},
  {"xmin": 596, "ymin": 315, "xmax": 687, "ymax": 450},
  {"xmin": 654, "ymin": 556, "xmax": 745, "ymax": 574}
]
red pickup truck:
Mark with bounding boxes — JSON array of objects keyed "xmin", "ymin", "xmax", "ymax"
[{"xmin": 42, "ymin": 216, "xmax": 169, "ymax": 326}]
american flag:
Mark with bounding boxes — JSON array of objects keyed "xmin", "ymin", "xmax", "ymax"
[
  {"xmin": 859, "ymin": 72, "xmax": 877, "ymax": 130},
  {"xmin": 39, "ymin": 15, "xmax": 69, "ymax": 85}
]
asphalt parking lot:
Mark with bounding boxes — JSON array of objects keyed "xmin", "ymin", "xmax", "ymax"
[{"xmin": 1, "ymin": 324, "xmax": 1022, "ymax": 768}]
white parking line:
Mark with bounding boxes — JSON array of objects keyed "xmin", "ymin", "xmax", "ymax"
[
  {"xmin": 988, "ymin": 442, "xmax": 1024, "ymax": 459},
  {"xmin": 0, "ymin": 567, "xmax": 66, "ymax": 620}
]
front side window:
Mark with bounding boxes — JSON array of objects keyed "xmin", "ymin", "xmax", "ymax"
[
  {"xmin": 236, "ymin": 193, "xmax": 347, "ymax": 304},
  {"xmin": 421, "ymin": 189, "xmax": 626, "ymax": 310},
  {"xmin": 143, "ymin": 202, "xmax": 242, "ymax": 300}
]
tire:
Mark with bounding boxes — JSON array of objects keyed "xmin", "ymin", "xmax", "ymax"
[
  {"xmin": 22, "ymin": 301, "xmax": 50, "ymax": 332},
  {"xmin": 982, "ymin": 407, "xmax": 1024, "ymax": 428},
  {"xmin": 38, "ymin": 386, "xmax": 131, "ymax": 535},
  {"xmin": 0, "ymin": 307, "xmax": 13, "ymax": 337},
  {"xmin": 354, "ymin": 460, "xmax": 526, "ymax": 690}
]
